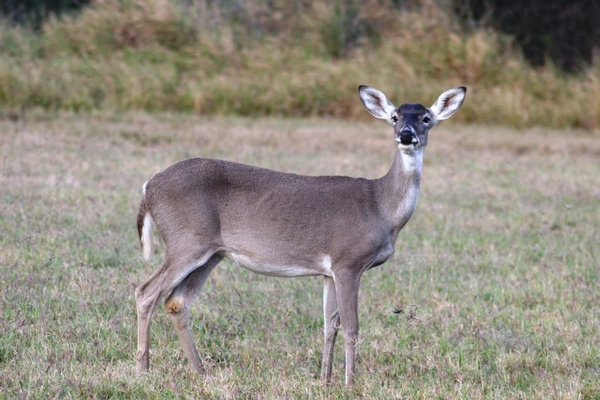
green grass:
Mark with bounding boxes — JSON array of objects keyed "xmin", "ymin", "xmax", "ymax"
[{"xmin": 1, "ymin": 111, "xmax": 599, "ymax": 398}]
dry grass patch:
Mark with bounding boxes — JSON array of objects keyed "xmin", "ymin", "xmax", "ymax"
[{"xmin": 1, "ymin": 0, "xmax": 600, "ymax": 128}]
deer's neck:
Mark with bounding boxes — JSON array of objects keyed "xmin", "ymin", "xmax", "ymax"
[{"xmin": 376, "ymin": 147, "xmax": 424, "ymax": 230}]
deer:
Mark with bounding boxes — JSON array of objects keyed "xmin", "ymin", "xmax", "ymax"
[{"xmin": 134, "ymin": 85, "xmax": 466, "ymax": 385}]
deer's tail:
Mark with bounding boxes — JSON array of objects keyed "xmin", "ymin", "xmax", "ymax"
[{"xmin": 137, "ymin": 182, "xmax": 154, "ymax": 262}]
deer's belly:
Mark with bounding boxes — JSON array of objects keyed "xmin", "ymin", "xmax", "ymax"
[{"xmin": 225, "ymin": 251, "xmax": 333, "ymax": 278}]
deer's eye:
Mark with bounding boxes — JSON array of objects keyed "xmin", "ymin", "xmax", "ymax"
[
  {"xmin": 422, "ymin": 116, "xmax": 431, "ymax": 124},
  {"xmin": 391, "ymin": 115, "xmax": 399, "ymax": 124}
]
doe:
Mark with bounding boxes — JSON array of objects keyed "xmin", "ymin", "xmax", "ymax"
[{"xmin": 134, "ymin": 85, "xmax": 466, "ymax": 385}]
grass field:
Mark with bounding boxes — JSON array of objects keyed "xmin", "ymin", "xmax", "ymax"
[{"xmin": 1, "ymin": 110, "xmax": 599, "ymax": 398}]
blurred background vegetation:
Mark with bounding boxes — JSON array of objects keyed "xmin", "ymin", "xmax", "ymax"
[{"xmin": 0, "ymin": 0, "xmax": 599, "ymax": 128}]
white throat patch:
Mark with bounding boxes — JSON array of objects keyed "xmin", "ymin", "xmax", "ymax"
[{"xmin": 399, "ymin": 147, "xmax": 424, "ymax": 173}]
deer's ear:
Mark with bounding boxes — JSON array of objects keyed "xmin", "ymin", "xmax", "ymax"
[
  {"xmin": 358, "ymin": 85, "xmax": 396, "ymax": 123},
  {"xmin": 430, "ymin": 87, "xmax": 466, "ymax": 121}
]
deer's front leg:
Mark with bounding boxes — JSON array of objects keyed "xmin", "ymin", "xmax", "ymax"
[
  {"xmin": 333, "ymin": 270, "xmax": 361, "ymax": 386},
  {"xmin": 321, "ymin": 275, "xmax": 340, "ymax": 383}
]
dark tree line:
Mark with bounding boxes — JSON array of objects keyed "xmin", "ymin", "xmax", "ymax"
[
  {"xmin": 454, "ymin": 0, "xmax": 600, "ymax": 72},
  {"xmin": 0, "ymin": 0, "xmax": 90, "ymax": 27}
]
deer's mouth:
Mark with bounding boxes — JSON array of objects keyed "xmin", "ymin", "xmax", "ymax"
[{"xmin": 395, "ymin": 138, "xmax": 421, "ymax": 149}]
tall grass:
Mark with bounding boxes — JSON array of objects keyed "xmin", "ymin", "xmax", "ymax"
[{"xmin": 0, "ymin": 0, "xmax": 599, "ymax": 128}]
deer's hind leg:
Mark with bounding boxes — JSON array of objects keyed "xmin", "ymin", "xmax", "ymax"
[
  {"xmin": 135, "ymin": 248, "xmax": 220, "ymax": 374},
  {"xmin": 164, "ymin": 253, "xmax": 223, "ymax": 373}
]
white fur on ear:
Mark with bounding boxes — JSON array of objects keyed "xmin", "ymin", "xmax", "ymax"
[
  {"xmin": 358, "ymin": 85, "xmax": 396, "ymax": 122},
  {"xmin": 430, "ymin": 87, "xmax": 467, "ymax": 120}
]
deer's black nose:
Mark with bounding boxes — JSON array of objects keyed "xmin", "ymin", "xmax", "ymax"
[{"xmin": 399, "ymin": 134, "xmax": 414, "ymax": 145}]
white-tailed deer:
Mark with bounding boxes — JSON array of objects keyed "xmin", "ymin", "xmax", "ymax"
[{"xmin": 135, "ymin": 85, "xmax": 466, "ymax": 385}]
